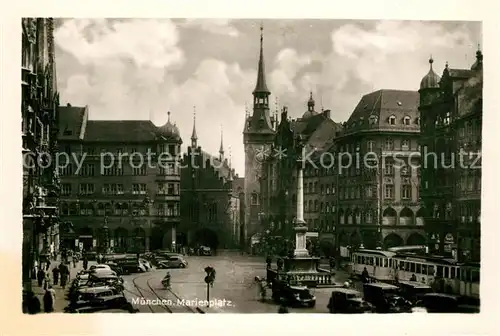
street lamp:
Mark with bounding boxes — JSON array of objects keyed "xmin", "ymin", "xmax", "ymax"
[{"xmin": 102, "ymin": 216, "xmax": 109, "ymax": 254}]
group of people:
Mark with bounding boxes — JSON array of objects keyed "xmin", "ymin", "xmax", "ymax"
[{"xmin": 23, "ymin": 255, "xmax": 78, "ymax": 314}]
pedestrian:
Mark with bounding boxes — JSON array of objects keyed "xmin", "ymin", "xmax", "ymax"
[
  {"xmin": 25, "ymin": 291, "xmax": 41, "ymax": 314},
  {"xmin": 82, "ymin": 255, "xmax": 88, "ymax": 271},
  {"xmin": 46, "ymin": 259, "xmax": 51, "ymax": 271},
  {"xmin": 59, "ymin": 263, "xmax": 69, "ymax": 289},
  {"xmin": 52, "ymin": 266, "xmax": 60, "ymax": 285},
  {"xmin": 43, "ymin": 285, "xmax": 56, "ymax": 313},
  {"xmin": 327, "ymin": 292, "xmax": 335, "ymax": 313},
  {"xmin": 37, "ymin": 268, "xmax": 46, "ymax": 287},
  {"xmin": 72, "ymin": 255, "xmax": 77, "ymax": 268}
]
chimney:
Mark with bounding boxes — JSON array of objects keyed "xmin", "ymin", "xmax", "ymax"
[
  {"xmin": 67, "ymin": 103, "xmax": 72, "ymax": 107},
  {"xmin": 323, "ymin": 109, "xmax": 331, "ymax": 119}
]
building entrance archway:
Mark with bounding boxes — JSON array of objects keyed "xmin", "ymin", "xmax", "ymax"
[{"xmin": 194, "ymin": 228, "xmax": 219, "ymax": 250}]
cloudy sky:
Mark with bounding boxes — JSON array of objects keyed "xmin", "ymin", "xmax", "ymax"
[{"xmin": 54, "ymin": 19, "xmax": 481, "ymax": 175}]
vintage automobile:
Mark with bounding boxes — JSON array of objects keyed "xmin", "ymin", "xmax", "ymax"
[
  {"xmin": 415, "ymin": 293, "xmax": 480, "ymax": 313},
  {"xmin": 363, "ymin": 282, "xmax": 412, "ymax": 313},
  {"xmin": 156, "ymin": 255, "xmax": 188, "ymax": 269},
  {"xmin": 66, "ymin": 287, "xmax": 130, "ymax": 312},
  {"xmin": 397, "ymin": 280, "xmax": 433, "ymax": 304},
  {"xmin": 89, "ymin": 264, "xmax": 113, "ymax": 272},
  {"xmin": 104, "ymin": 261, "xmax": 123, "ymax": 275},
  {"xmin": 199, "ymin": 246, "xmax": 212, "ymax": 256},
  {"xmin": 327, "ymin": 288, "xmax": 374, "ymax": 313},
  {"xmin": 139, "ymin": 258, "xmax": 152, "ymax": 271},
  {"xmin": 69, "ymin": 272, "xmax": 124, "ymax": 298},
  {"xmin": 272, "ymin": 281, "xmax": 316, "ymax": 308}
]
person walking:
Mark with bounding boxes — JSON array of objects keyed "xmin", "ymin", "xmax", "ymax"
[
  {"xmin": 82, "ymin": 255, "xmax": 88, "ymax": 271},
  {"xmin": 37, "ymin": 268, "xmax": 45, "ymax": 287},
  {"xmin": 59, "ymin": 263, "xmax": 69, "ymax": 289},
  {"xmin": 43, "ymin": 285, "xmax": 56, "ymax": 313},
  {"xmin": 51, "ymin": 265, "xmax": 60, "ymax": 285},
  {"xmin": 25, "ymin": 291, "xmax": 41, "ymax": 314}
]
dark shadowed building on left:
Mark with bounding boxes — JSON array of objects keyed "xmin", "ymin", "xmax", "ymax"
[
  {"xmin": 57, "ymin": 107, "xmax": 182, "ymax": 253},
  {"xmin": 22, "ymin": 18, "xmax": 61, "ymax": 292}
]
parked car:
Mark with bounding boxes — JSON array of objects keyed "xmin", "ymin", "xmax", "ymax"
[
  {"xmin": 272, "ymin": 282, "xmax": 316, "ymax": 308},
  {"xmin": 397, "ymin": 281, "xmax": 433, "ymax": 304},
  {"xmin": 199, "ymin": 246, "xmax": 212, "ymax": 256},
  {"xmin": 327, "ymin": 288, "xmax": 374, "ymax": 313},
  {"xmin": 89, "ymin": 264, "xmax": 112, "ymax": 272},
  {"xmin": 139, "ymin": 258, "xmax": 152, "ymax": 271},
  {"xmin": 363, "ymin": 282, "xmax": 412, "ymax": 313},
  {"xmin": 415, "ymin": 293, "xmax": 480, "ymax": 313}
]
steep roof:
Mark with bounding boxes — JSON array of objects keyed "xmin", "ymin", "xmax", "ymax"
[
  {"xmin": 456, "ymin": 68, "xmax": 483, "ymax": 118},
  {"xmin": 84, "ymin": 120, "xmax": 159, "ymax": 142},
  {"xmin": 343, "ymin": 89, "xmax": 419, "ymax": 135},
  {"xmin": 58, "ymin": 105, "xmax": 87, "ymax": 140},
  {"xmin": 200, "ymin": 150, "xmax": 235, "ymax": 182}
]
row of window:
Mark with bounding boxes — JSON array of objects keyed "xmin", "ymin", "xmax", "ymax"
[
  {"xmin": 336, "ymin": 139, "xmax": 420, "ymax": 155},
  {"xmin": 60, "ymin": 183, "xmax": 180, "ymax": 196},
  {"xmin": 61, "ymin": 144, "xmax": 180, "ymax": 156},
  {"xmin": 60, "ymin": 202, "xmax": 180, "ymax": 217},
  {"xmin": 347, "ymin": 114, "xmax": 420, "ymax": 129},
  {"xmin": 59, "ymin": 163, "xmax": 180, "ymax": 177}
]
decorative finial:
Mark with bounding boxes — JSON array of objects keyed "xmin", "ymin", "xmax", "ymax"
[
  {"xmin": 310, "ymin": 91, "xmax": 313, "ymax": 99},
  {"xmin": 478, "ymin": 43, "xmax": 481, "ymax": 51},
  {"xmin": 260, "ymin": 21, "xmax": 263, "ymax": 43},
  {"xmin": 167, "ymin": 111, "xmax": 171, "ymax": 122},
  {"xmin": 445, "ymin": 61, "xmax": 449, "ymax": 69}
]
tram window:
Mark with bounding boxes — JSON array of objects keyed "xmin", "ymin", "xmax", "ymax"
[
  {"xmin": 410, "ymin": 263, "xmax": 415, "ymax": 272},
  {"xmin": 451, "ymin": 267, "xmax": 456, "ymax": 279},
  {"xmin": 399, "ymin": 261, "xmax": 404, "ymax": 270},
  {"xmin": 422, "ymin": 264, "xmax": 427, "ymax": 275},
  {"xmin": 369, "ymin": 257, "xmax": 374, "ymax": 266},
  {"xmin": 416, "ymin": 264, "xmax": 421, "ymax": 274},
  {"xmin": 436, "ymin": 266, "xmax": 443, "ymax": 277},
  {"xmin": 361, "ymin": 256, "xmax": 365, "ymax": 264},
  {"xmin": 444, "ymin": 267, "xmax": 449, "ymax": 278},
  {"xmin": 428, "ymin": 265, "xmax": 435, "ymax": 276},
  {"xmin": 384, "ymin": 259, "xmax": 388, "ymax": 268},
  {"xmin": 375, "ymin": 258, "xmax": 380, "ymax": 267},
  {"xmin": 404, "ymin": 262, "xmax": 410, "ymax": 271}
]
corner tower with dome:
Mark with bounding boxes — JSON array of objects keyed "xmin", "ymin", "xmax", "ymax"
[
  {"xmin": 56, "ymin": 106, "xmax": 182, "ymax": 253},
  {"xmin": 242, "ymin": 25, "xmax": 276, "ymax": 249},
  {"xmin": 419, "ymin": 48, "xmax": 483, "ymax": 262}
]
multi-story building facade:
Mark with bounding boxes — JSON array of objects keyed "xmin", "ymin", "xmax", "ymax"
[
  {"xmin": 419, "ymin": 51, "xmax": 482, "ymax": 262},
  {"xmin": 22, "ymin": 18, "xmax": 60, "ymax": 291},
  {"xmin": 180, "ymin": 115, "xmax": 242, "ymax": 249},
  {"xmin": 57, "ymin": 107, "xmax": 182, "ymax": 253},
  {"xmin": 243, "ymin": 27, "xmax": 276, "ymax": 249},
  {"xmin": 260, "ymin": 94, "xmax": 343, "ymax": 253},
  {"xmin": 335, "ymin": 89, "xmax": 424, "ymax": 250}
]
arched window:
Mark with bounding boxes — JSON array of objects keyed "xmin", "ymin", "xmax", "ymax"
[
  {"xmin": 388, "ymin": 115, "xmax": 396, "ymax": 125},
  {"xmin": 403, "ymin": 116, "xmax": 411, "ymax": 125},
  {"xmin": 251, "ymin": 192, "xmax": 259, "ymax": 205}
]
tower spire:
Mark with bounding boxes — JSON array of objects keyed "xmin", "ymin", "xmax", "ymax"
[
  {"xmin": 219, "ymin": 125, "xmax": 224, "ymax": 159},
  {"xmin": 253, "ymin": 22, "xmax": 270, "ymax": 95},
  {"xmin": 191, "ymin": 107, "xmax": 198, "ymax": 148}
]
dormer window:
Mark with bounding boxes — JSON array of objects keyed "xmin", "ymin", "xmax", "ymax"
[
  {"xmin": 403, "ymin": 116, "xmax": 411, "ymax": 125},
  {"xmin": 369, "ymin": 115, "xmax": 378, "ymax": 125},
  {"xmin": 388, "ymin": 115, "xmax": 396, "ymax": 125}
]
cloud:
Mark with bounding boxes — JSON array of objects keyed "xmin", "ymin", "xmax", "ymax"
[
  {"xmin": 55, "ymin": 19, "xmax": 253, "ymax": 174},
  {"xmin": 55, "ymin": 19, "xmax": 184, "ymax": 68},
  {"xmin": 263, "ymin": 21, "xmax": 477, "ymax": 122},
  {"xmin": 181, "ymin": 19, "xmax": 239, "ymax": 37}
]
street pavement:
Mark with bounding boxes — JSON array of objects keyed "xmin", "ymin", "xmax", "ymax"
[{"xmin": 122, "ymin": 253, "xmax": 354, "ymax": 313}]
